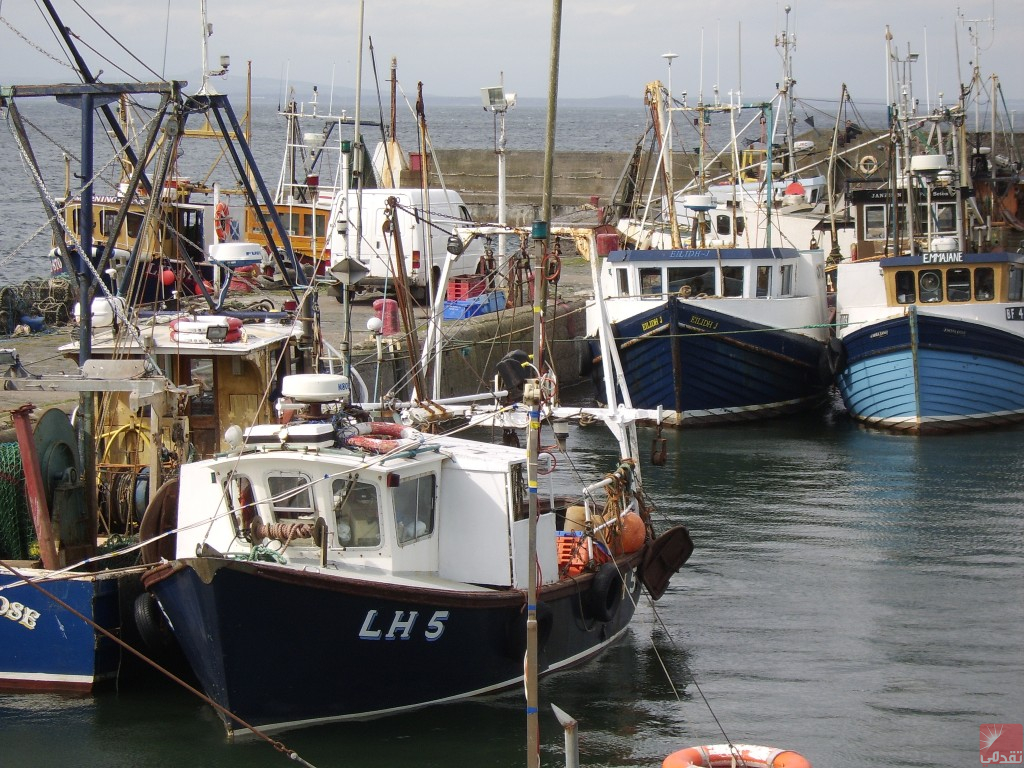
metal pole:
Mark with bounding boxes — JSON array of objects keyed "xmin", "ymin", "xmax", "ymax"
[
  {"xmin": 77, "ymin": 92, "xmax": 97, "ymax": 548},
  {"xmin": 551, "ymin": 704, "xmax": 579, "ymax": 768},
  {"xmin": 662, "ymin": 54, "xmax": 681, "ymax": 249},
  {"xmin": 498, "ymin": 102, "xmax": 508, "ymax": 272}
]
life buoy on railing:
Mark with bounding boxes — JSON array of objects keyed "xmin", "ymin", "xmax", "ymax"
[
  {"xmin": 541, "ymin": 252, "xmax": 561, "ymax": 283},
  {"xmin": 215, "ymin": 201, "xmax": 231, "ymax": 241},
  {"xmin": 858, "ymin": 155, "xmax": 878, "ymax": 175},
  {"xmin": 663, "ymin": 744, "xmax": 812, "ymax": 768},
  {"xmin": 344, "ymin": 421, "xmax": 422, "ymax": 454},
  {"xmin": 170, "ymin": 315, "xmax": 243, "ymax": 343}
]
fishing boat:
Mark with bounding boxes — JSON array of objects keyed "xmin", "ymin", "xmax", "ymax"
[
  {"xmin": 833, "ymin": 32, "xmax": 1024, "ymax": 433},
  {"xmin": 141, "ymin": 366, "xmax": 692, "ymax": 740},
  {"xmin": 589, "ymin": 76, "xmax": 833, "ymax": 426},
  {"xmin": 246, "ymin": 59, "xmax": 483, "ymax": 298}
]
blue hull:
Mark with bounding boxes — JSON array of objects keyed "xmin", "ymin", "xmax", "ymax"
[
  {"xmin": 592, "ymin": 298, "xmax": 830, "ymax": 424},
  {"xmin": 0, "ymin": 569, "xmax": 141, "ymax": 691},
  {"xmin": 838, "ymin": 312, "xmax": 1024, "ymax": 432},
  {"xmin": 145, "ymin": 556, "xmax": 641, "ymax": 737}
]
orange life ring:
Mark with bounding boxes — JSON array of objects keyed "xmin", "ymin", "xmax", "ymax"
[
  {"xmin": 215, "ymin": 201, "xmax": 231, "ymax": 241},
  {"xmin": 664, "ymin": 744, "xmax": 811, "ymax": 768},
  {"xmin": 344, "ymin": 422, "xmax": 421, "ymax": 454}
]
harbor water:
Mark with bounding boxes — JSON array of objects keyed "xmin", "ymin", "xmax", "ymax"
[{"xmin": 2, "ymin": 397, "xmax": 1022, "ymax": 767}]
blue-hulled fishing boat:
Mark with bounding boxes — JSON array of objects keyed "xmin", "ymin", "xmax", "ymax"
[
  {"xmin": 834, "ymin": 34, "xmax": 1024, "ymax": 434},
  {"xmin": 586, "ymin": 246, "xmax": 833, "ymax": 424}
]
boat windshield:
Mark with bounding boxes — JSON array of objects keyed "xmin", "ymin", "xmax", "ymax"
[{"xmin": 333, "ymin": 479, "xmax": 381, "ymax": 548}]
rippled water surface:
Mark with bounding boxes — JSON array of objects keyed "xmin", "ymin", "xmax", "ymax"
[{"xmin": 2, "ymin": 401, "xmax": 1021, "ymax": 767}]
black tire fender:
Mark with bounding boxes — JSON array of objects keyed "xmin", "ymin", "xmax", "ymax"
[
  {"xmin": 587, "ymin": 562, "xmax": 624, "ymax": 622},
  {"xmin": 133, "ymin": 592, "xmax": 176, "ymax": 655}
]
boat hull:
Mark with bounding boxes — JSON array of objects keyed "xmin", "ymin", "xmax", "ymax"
[
  {"xmin": 0, "ymin": 569, "xmax": 142, "ymax": 692},
  {"xmin": 837, "ymin": 312, "xmax": 1024, "ymax": 433},
  {"xmin": 591, "ymin": 297, "xmax": 831, "ymax": 424},
  {"xmin": 145, "ymin": 555, "xmax": 642, "ymax": 737}
]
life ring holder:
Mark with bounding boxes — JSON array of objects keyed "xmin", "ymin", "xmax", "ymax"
[
  {"xmin": 215, "ymin": 201, "xmax": 231, "ymax": 241},
  {"xmin": 858, "ymin": 154, "xmax": 878, "ymax": 175}
]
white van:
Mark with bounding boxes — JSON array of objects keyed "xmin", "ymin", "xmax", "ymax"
[{"xmin": 329, "ymin": 187, "xmax": 484, "ymax": 297}]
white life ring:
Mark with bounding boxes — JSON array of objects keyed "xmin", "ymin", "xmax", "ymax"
[
  {"xmin": 344, "ymin": 421, "xmax": 422, "ymax": 453},
  {"xmin": 859, "ymin": 154, "xmax": 878, "ymax": 175},
  {"xmin": 170, "ymin": 316, "xmax": 243, "ymax": 334},
  {"xmin": 170, "ymin": 329, "xmax": 242, "ymax": 344}
]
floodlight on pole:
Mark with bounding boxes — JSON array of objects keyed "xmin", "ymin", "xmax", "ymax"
[
  {"xmin": 662, "ymin": 53, "xmax": 679, "ymax": 246},
  {"xmin": 481, "ymin": 76, "xmax": 515, "ymax": 278}
]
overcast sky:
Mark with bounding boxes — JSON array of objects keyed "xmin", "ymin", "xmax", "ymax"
[{"xmin": 1, "ymin": 1, "xmax": 1019, "ymax": 107}]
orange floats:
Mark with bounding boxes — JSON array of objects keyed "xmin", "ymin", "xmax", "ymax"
[{"xmin": 664, "ymin": 744, "xmax": 811, "ymax": 768}]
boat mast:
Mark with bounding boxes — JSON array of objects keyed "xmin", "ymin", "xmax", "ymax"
[
  {"xmin": 352, "ymin": 0, "xmax": 366, "ymax": 263},
  {"xmin": 775, "ymin": 4, "xmax": 797, "ymax": 177}
]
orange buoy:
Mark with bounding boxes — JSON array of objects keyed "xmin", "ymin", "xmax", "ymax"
[
  {"xmin": 664, "ymin": 744, "xmax": 811, "ymax": 768},
  {"xmin": 619, "ymin": 511, "xmax": 646, "ymax": 553}
]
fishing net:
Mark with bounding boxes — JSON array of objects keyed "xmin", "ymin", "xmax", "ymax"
[
  {"xmin": 0, "ymin": 443, "xmax": 35, "ymax": 560},
  {"xmin": 0, "ymin": 278, "xmax": 75, "ymax": 335}
]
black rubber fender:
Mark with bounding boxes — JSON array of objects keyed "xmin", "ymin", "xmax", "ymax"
[
  {"xmin": 587, "ymin": 562, "xmax": 625, "ymax": 622},
  {"xmin": 132, "ymin": 592, "xmax": 176, "ymax": 656},
  {"xmin": 577, "ymin": 337, "xmax": 596, "ymax": 377},
  {"xmin": 817, "ymin": 336, "xmax": 847, "ymax": 384}
]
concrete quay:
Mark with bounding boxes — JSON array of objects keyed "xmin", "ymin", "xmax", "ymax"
[{"xmin": 0, "ymin": 256, "xmax": 597, "ymax": 436}]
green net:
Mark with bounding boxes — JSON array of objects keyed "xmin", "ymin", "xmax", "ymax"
[{"xmin": 0, "ymin": 443, "xmax": 35, "ymax": 560}]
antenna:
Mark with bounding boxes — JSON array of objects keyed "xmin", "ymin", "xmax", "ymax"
[
  {"xmin": 924, "ymin": 27, "xmax": 931, "ymax": 112},
  {"xmin": 737, "ymin": 20, "xmax": 742, "ymax": 102},
  {"xmin": 699, "ymin": 27, "xmax": 705, "ymax": 104}
]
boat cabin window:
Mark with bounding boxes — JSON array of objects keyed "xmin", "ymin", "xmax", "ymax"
[
  {"xmin": 98, "ymin": 208, "xmax": 144, "ymax": 240},
  {"xmin": 864, "ymin": 205, "xmax": 887, "ymax": 240},
  {"xmin": 639, "ymin": 268, "xmax": 662, "ymax": 296},
  {"xmin": 267, "ymin": 473, "xmax": 316, "ymax": 521},
  {"xmin": 393, "ymin": 473, "xmax": 436, "ymax": 545},
  {"xmin": 226, "ymin": 473, "xmax": 258, "ymax": 532},
  {"xmin": 756, "ymin": 265, "xmax": 772, "ymax": 298},
  {"xmin": 715, "ymin": 214, "xmax": 731, "ymax": 237},
  {"xmin": 190, "ymin": 358, "xmax": 215, "ymax": 416},
  {"xmin": 780, "ymin": 264, "xmax": 794, "ymax": 296},
  {"xmin": 919, "ymin": 270, "xmax": 942, "ymax": 303},
  {"xmin": 668, "ymin": 267, "xmax": 712, "ymax": 297},
  {"xmin": 712, "ymin": 213, "xmax": 745, "ymax": 237},
  {"xmin": 916, "ymin": 202, "xmax": 956, "ymax": 234},
  {"xmin": 1009, "ymin": 267, "xmax": 1023, "ymax": 302},
  {"xmin": 283, "ymin": 212, "xmax": 303, "ymax": 236},
  {"xmin": 975, "ymin": 268, "xmax": 994, "ymax": 301},
  {"xmin": 895, "ymin": 271, "xmax": 916, "ymax": 304},
  {"xmin": 945, "ymin": 268, "xmax": 971, "ymax": 302},
  {"xmin": 895, "ymin": 266, "xmax": 1000, "ymax": 305},
  {"xmin": 332, "ymin": 479, "xmax": 381, "ymax": 547},
  {"xmin": 615, "ymin": 267, "xmax": 629, "ymax": 296},
  {"xmin": 722, "ymin": 266, "xmax": 744, "ymax": 297}
]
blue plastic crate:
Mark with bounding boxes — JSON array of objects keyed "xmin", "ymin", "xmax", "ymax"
[{"xmin": 443, "ymin": 290, "xmax": 506, "ymax": 320}]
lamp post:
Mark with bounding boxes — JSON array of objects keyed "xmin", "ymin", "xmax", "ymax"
[
  {"xmin": 482, "ymin": 79, "xmax": 516, "ymax": 278},
  {"xmin": 662, "ymin": 53, "xmax": 680, "ymax": 247}
]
